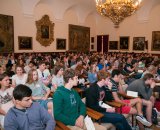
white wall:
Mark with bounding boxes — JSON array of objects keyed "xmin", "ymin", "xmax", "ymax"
[
  {"xmin": 0, "ymin": 0, "xmax": 160, "ymax": 53},
  {"xmin": 95, "ymin": 4, "xmax": 160, "ymax": 54}
]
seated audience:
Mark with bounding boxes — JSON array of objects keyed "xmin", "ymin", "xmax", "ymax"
[
  {"xmin": 4, "ymin": 84, "xmax": 55, "ymax": 130},
  {"xmin": 126, "ymin": 73, "xmax": 156, "ymax": 124},
  {"xmin": 109, "ymin": 69, "xmax": 151, "ymax": 128},
  {"xmin": 88, "ymin": 62, "xmax": 98, "ymax": 84},
  {"xmin": 12, "ymin": 65, "xmax": 27, "ymax": 87},
  {"xmin": 51, "ymin": 65, "xmax": 64, "ymax": 91},
  {"xmin": 26, "ymin": 69, "xmax": 53, "ymax": 115},
  {"xmin": 0, "ymin": 73, "xmax": 14, "ymax": 128},
  {"xmin": 86, "ymin": 70, "xmax": 132, "ymax": 130},
  {"xmin": 53, "ymin": 69, "xmax": 105, "ymax": 130}
]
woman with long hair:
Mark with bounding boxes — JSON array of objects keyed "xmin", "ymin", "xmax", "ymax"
[{"xmin": 26, "ymin": 69, "xmax": 53, "ymax": 115}]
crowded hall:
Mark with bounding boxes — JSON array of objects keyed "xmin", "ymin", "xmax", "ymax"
[{"xmin": 1, "ymin": 0, "xmax": 160, "ymax": 130}]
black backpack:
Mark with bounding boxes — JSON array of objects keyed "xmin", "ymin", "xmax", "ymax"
[{"xmin": 143, "ymin": 107, "xmax": 158, "ymax": 125}]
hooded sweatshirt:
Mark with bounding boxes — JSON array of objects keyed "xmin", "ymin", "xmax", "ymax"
[
  {"xmin": 4, "ymin": 102, "xmax": 55, "ymax": 130},
  {"xmin": 53, "ymin": 86, "xmax": 86, "ymax": 125}
]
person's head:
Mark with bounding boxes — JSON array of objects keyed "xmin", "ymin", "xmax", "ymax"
[
  {"xmin": 53, "ymin": 65, "xmax": 64, "ymax": 76},
  {"xmin": 90, "ymin": 62, "xmax": 97, "ymax": 72},
  {"xmin": 0, "ymin": 72, "xmax": 10, "ymax": 88},
  {"xmin": 38, "ymin": 61, "xmax": 46, "ymax": 71},
  {"xmin": 126, "ymin": 57, "xmax": 132, "ymax": 64},
  {"xmin": 76, "ymin": 58, "xmax": 82, "ymax": 65},
  {"xmin": 111, "ymin": 69, "xmax": 122, "ymax": 82},
  {"xmin": 45, "ymin": 62, "xmax": 50, "ymax": 69},
  {"xmin": 27, "ymin": 69, "xmax": 38, "ymax": 84},
  {"xmin": 63, "ymin": 69, "xmax": 78, "ymax": 87},
  {"xmin": 143, "ymin": 73, "xmax": 154, "ymax": 85},
  {"xmin": 13, "ymin": 84, "xmax": 32, "ymax": 109},
  {"xmin": 97, "ymin": 70, "xmax": 110, "ymax": 86},
  {"xmin": 28, "ymin": 61, "xmax": 34, "ymax": 68},
  {"xmin": 15, "ymin": 65, "xmax": 24, "ymax": 75},
  {"xmin": 147, "ymin": 65, "xmax": 157, "ymax": 74}
]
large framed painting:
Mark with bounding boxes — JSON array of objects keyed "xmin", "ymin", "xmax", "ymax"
[
  {"xmin": 133, "ymin": 37, "xmax": 145, "ymax": 51},
  {"xmin": 0, "ymin": 14, "xmax": 14, "ymax": 53},
  {"xmin": 109, "ymin": 41, "xmax": 118, "ymax": 50},
  {"xmin": 120, "ymin": 36, "xmax": 129, "ymax": 50},
  {"xmin": 36, "ymin": 15, "xmax": 54, "ymax": 47},
  {"xmin": 56, "ymin": 38, "xmax": 66, "ymax": 50},
  {"xmin": 151, "ymin": 31, "xmax": 160, "ymax": 51},
  {"xmin": 18, "ymin": 36, "xmax": 32, "ymax": 50},
  {"xmin": 69, "ymin": 24, "xmax": 90, "ymax": 52}
]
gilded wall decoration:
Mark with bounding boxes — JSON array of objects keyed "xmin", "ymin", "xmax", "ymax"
[{"xmin": 36, "ymin": 15, "xmax": 54, "ymax": 47}]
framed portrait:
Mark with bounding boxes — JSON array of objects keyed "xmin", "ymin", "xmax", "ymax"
[
  {"xmin": 151, "ymin": 31, "xmax": 160, "ymax": 51},
  {"xmin": 120, "ymin": 36, "xmax": 129, "ymax": 50},
  {"xmin": 109, "ymin": 41, "xmax": 118, "ymax": 50},
  {"xmin": 18, "ymin": 36, "xmax": 32, "ymax": 50},
  {"xmin": 0, "ymin": 14, "xmax": 14, "ymax": 53},
  {"xmin": 56, "ymin": 38, "xmax": 66, "ymax": 50},
  {"xmin": 91, "ymin": 45, "xmax": 94, "ymax": 49},
  {"xmin": 36, "ymin": 15, "xmax": 54, "ymax": 47},
  {"xmin": 69, "ymin": 24, "xmax": 90, "ymax": 52},
  {"xmin": 133, "ymin": 37, "xmax": 145, "ymax": 51},
  {"xmin": 91, "ymin": 37, "xmax": 94, "ymax": 43}
]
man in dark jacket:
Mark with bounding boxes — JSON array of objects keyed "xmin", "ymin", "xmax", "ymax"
[{"xmin": 86, "ymin": 70, "xmax": 132, "ymax": 130}]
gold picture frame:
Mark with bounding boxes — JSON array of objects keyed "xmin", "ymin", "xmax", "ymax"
[{"xmin": 36, "ymin": 15, "xmax": 54, "ymax": 47}]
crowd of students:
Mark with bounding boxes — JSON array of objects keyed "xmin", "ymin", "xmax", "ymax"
[{"xmin": 0, "ymin": 51, "xmax": 160, "ymax": 130}]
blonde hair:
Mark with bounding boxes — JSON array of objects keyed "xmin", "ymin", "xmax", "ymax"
[{"xmin": 26, "ymin": 69, "xmax": 38, "ymax": 84}]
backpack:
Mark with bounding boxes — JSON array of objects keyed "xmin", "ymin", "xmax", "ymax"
[{"xmin": 143, "ymin": 106, "xmax": 158, "ymax": 125}]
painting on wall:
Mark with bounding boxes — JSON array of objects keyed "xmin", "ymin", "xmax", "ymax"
[
  {"xmin": 133, "ymin": 37, "xmax": 145, "ymax": 51},
  {"xmin": 36, "ymin": 15, "xmax": 54, "ymax": 47},
  {"xmin": 91, "ymin": 45, "xmax": 94, "ymax": 50},
  {"xmin": 120, "ymin": 36, "xmax": 129, "ymax": 50},
  {"xmin": 69, "ymin": 24, "xmax": 90, "ymax": 52},
  {"xmin": 109, "ymin": 41, "xmax": 118, "ymax": 50},
  {"xmin": 18, "ymin": 36, "xmax": 32, "ymax": 50},
  {"xmin": 0, "ymin": 14, "xmax": 14, "ymax": 53},
  {"xmin": 56, "ymin": 38, "xmax": 66, "ymax": 50},
  {"xmin": 151, "ymin": 31, "xmax": 160, "ymax": 51},
  {"xmin": 91, "ymin": 37, "xmax": 94, "ymax": 43}
]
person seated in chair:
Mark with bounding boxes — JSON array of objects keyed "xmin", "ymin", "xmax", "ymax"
[
  {"xmin": 85, "ymin": 70, "xmax": 132, "ymax": 130},
  {"xmin": 4, "ymin": 84, "xmax": 55, "ymax": 130},
  {"xmin": 53, "ymin": 68, "xmax": 105, "ymax": 130},
  {"xmin": 109, "ymin": 69, "xmax": 152, "ymax": 128},
  {"xmin": 126, "ymin": 73, "xmax": 156, "ymax": 125}
]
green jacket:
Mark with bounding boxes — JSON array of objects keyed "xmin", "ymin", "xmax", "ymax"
[{"xmin": 53, "ymin": 86, "xmax": 86, "ymax": 125}]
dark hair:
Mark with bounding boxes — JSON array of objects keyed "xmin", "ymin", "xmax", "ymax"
[
  {"xmin": 111, "ymin": 69, "xmax": 121, "ymax": 78},
  {"xmin": 76, "ymin": 58, "xmax": 82, "ymax": 63},
  {"xmin": 0, "ymin": 72, "xmax": 9, "ymax": 81},
  {"xmin": 38, "ymin": 61, "xmax": 45, "ymax": 66},
  {"xmin": 143, "ymin": 73, "xmax": 154, "ymax": 81},
  {"xmin": 13, "ymin": 84, "xmax": 32, "ymax": 101},
  {"xmin": 53, "ymin": 65, "xmax": 64, "ymax": 75},
  {"xmin": 63, "ymin": 69, "xmax": 76, "ymax": 83}
]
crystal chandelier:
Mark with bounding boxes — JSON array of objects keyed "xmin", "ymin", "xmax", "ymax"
[{"xmin": 95, "ymin": 0, "xmax": 142, "ymax": 27}]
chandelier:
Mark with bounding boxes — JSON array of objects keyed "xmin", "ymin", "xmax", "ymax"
[{"xmin": 95, "ymin": 0, "xmax": 142, "ymax": 27}]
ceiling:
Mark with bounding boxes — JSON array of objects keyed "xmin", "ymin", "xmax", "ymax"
[{"xmin": 20, "ymin": 0, "xmax": 160, "ymax": 24}]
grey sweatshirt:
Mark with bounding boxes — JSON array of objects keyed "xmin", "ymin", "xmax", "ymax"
[
  {"xmin": 126, "ymin": 79, "xmax": 153, "ymax": 100},
  {"xmin": 4, "ymin": 102, "xmax": 55, "ymax": 130}
]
